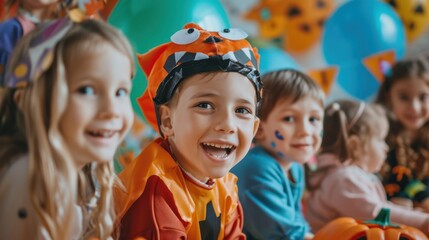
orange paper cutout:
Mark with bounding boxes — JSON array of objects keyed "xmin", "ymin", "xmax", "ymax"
[
  {"xmin": 392, "ymin": 166, "xmax": 412, "ymax": 182},
  {"xmin": 308, "ymin": 66, "xmax": 338, "ymax": 95},
  {"xmin": 362, "ymin": 50, "xmax": 396, "ymax": 83},
  {"xmin": 385, "ymin": 183, "xmax": 400, "ymax": 196},
  {"xmin": 0, "ymin": 1, "xmax": 18, "ymax": 21},
  {"xmin": 84, "ymin": 0, "xmax": 105, "ymax": 17}
]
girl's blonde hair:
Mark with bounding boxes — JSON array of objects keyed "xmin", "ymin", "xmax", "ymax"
[
  {"xmin": 0, "ymin": 19, "xmax": 134, "ymax": 239},
  {"xmin": 376, "ymin": 56, "xmax": 429, "ymax": 179},
  {"xmin": 306, "ymin": 100, "xmax": 386, "ymax": 190}
]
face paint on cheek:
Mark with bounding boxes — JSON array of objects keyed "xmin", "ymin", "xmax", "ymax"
[
  {"xmin": 320, "ymin": 130, "xmax": 323, "ymax": 138},
  {"xmin": 277, "ymin": 152, "xmax": 285, "ymax": 158},
  {"xmin": 271, "ymin": 141, "xmax": 276, "ymax": 148},
  {"xmin": 274, "ymin": 130, "xmax": 284, "ymax": 140}
]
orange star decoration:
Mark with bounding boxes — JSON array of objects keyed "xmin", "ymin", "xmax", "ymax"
[
  {"xmin": 362, "ymin": 50, "xmax": 396, "ymax": 83},
  {"xmin": 308, "ymin": 66, "xmax": 338, "ymax": 95},
  {"xmin": 84, "ymin": 0, "xmax": 105, "ymax": 17}
]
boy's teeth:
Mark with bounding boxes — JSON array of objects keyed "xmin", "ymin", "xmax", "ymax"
[{"xmin": 203, "ymin": 143, "xmax": 233, "ymax": 149}]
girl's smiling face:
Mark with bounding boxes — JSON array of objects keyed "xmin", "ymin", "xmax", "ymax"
[
  {"xmin": 60, "ymin": 42, "xmax": 134, "ymax": 169},
  {"xmin": 389, "ymin": 77, "xmax": 429, "ymax": 134}
]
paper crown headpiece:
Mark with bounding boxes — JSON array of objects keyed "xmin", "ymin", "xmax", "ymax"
[
  {"xmin": 137, "ymin": 23, "xmax": 262, "ymax": 133},
  {"xmin": 4, "ymin": 17, "xmax": 73, "ymax": 88},
  {"xmin": 1, "ymin": 2, "xmax": 106, "ymax": 88}
]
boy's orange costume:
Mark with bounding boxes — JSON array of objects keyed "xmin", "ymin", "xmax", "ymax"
[{"xmin": 114, "ymin": 23, "xmax": 261, "ymax": 239}]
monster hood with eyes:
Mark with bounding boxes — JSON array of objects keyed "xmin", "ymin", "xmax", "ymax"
[{"xmin": 137, "ymin": 23, "xmax": 260, "ymax": 132}]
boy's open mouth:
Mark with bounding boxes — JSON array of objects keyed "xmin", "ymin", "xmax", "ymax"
[{"xmin": 201, "ymin": 142, "xmax": 236, "ymax": 159}]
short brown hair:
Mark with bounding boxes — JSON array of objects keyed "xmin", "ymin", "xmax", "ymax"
[{"xmin": 258, "ymin": 69, "xmax": 325, "ymax": 121}]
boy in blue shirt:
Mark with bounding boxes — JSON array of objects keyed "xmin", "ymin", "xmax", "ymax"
[{"xmin": 232, "ymin": 69, "xmax": 324, "ymax": 240}]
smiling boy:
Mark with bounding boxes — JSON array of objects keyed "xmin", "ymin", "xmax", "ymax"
[
  {"xmin": 232, "ymin": 69, "xmax": 325, "ymax": 240},
  {"xmin": 114, "ymin": 23, "xmax": 261, "ymax": 240}
]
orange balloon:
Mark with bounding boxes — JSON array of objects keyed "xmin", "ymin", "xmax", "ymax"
[{"xmin": 384, "ymin": 0, "xmax": 429, "ymax": 42}]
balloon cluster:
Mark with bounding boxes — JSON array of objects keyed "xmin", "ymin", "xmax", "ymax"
[
  {"xmin": 103, "ymin": 0, "xmax": 428, "ymax": 111},
  {"xmin": 322, "ymin": 0, "xmax": 406, "ymax": 100}
]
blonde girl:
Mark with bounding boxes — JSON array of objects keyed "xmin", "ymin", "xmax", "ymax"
[
  {"xmin": 305, "ymin": 100, "xmax": 429, "ymax": 235},
  {"xmin": 376, "ymin": 57, "xmax": 429, "ymax": 212},
  {"xmin": 0, "ymin": 18, "xmax": 134, "ymax": 239}
]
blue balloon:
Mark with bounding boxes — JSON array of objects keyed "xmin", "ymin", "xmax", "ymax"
[
  {"xmin": 108, "ymin": 0, "xmax": 230, "ymax": 120},
  {"xmin": 322, "ymin": 0, "xmax": 406, "ymax": 100},
  {"xmin": 258, "ymin": 47, "xmax": 301, "ymax": 75}
]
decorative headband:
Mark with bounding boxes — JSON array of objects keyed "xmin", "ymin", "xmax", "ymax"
[
  {"xmin": 347, "ymin": 101, "xmax": 365, "ymax": 130},
  {"xmin": 6, "ymin": 17, "xmax": 73, "ymax": 88},
  {"xmin": 3, "ymin": 1, "xmax": 104, "ymax": 88},
  {"xmin": 326, "ymin": 101, "xmax": 365, "ymax": 130},
  {"xmin": 326, "ymin": 102, "xmax": 340, "ymax": 116}
]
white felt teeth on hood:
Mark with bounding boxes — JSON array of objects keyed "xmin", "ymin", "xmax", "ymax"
[
  {"xmin": 194, "ymin": 52, "xmax": 209, "ymax": 60},
  {"xmin": 163, "ymin": 47, "xmax": 256, "ymax": 73},
  {"xmin": 222, "ymin": 51, "xmax": 237, "ymax": 62},
  {"xmin": 242, "ymin": 48, "xmax": 252, "ymax": 60},
  {"xmin": 174, "ymin": 51, "xmax": 186, "ymax": 63}
]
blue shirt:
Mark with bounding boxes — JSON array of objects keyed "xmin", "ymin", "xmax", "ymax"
[{"xmin": 232, "ymin": 146, "xmax": 310, "ymax": 240}]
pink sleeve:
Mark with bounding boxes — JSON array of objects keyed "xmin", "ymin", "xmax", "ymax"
[
  {"xmin": 384, "ymin": 201, "xmax": 429, "ymax": 235},
  {"xmin": 327, "ymin": 170, "xmax": 429, "ymax": 235}
]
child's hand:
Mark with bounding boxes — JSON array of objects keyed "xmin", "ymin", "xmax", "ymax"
[
  {"xmin": 390, "ymin": 197, "xmax": 413, "ymax": 209},
  {"xmin": 304, "ymin": 232, "xmax": 314, "ymax": 240}
]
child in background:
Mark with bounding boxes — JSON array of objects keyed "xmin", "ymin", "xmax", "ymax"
[
  {"xmin": 376, "ymin": 57, "xmax": 429, "ymax": 212},
  {"xmin": 305, "ymin": 100, "xmax": 429, "ymax": 235},
  {"xmin": 0, "ymin": 18, "xmax": 134, "ymax": 239},
  {"xmin": 114, "ymin": 23, "xmax": 261, "ymax": 239},
  {"xmin": 0, "ymin": 0, "xmax": 70, "ymax": 85},
  {"xmin": 232, "ymin": 69, "xmax": 324, "ymax": 240}
]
